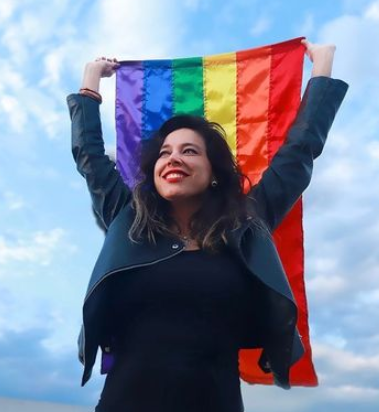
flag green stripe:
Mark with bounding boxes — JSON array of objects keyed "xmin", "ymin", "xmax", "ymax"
[{"xmin": 173, "ymin": 57, "xmax": 204, "ymax": 116}]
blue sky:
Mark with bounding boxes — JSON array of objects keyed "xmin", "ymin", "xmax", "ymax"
[{"xmin": 0, "ymin": 0, "xmax": 378, "ymax": 411}]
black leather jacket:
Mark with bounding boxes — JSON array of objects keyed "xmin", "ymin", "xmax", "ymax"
[{"xmin": 67, "ymin": 76, "xmax": 348, "ymax": 389}]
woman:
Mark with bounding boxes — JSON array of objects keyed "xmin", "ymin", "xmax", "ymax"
[{"xmin": 67, "ymin": 39, "xmax": 348, "ymax": 412}]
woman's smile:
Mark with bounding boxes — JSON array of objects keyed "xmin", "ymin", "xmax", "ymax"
[
  {"xmin": 165, "ymin": 174, "xmax": 188, "ymax": 183},
  {"xmin": 163, "ymin": 168, "xmax": 190, "ymax": 183}
]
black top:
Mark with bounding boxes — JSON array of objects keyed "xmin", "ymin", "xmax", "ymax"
[{"xmin": 96, "ymin": 247, "xmax": 261, "ymax": 412}]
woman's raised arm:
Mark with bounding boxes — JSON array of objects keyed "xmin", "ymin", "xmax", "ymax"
[{"xmin": 67, "ymin": 57, "xmax": 130, "ymax": 230}]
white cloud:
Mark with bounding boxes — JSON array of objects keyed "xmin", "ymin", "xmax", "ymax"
[
  {"xmin": 325, "ymin": 385, "xmax": 379, "ymax": 401},
  {"xmin": 249, "ymin": 15, "xmax": 271, "ymax": 37},
  {"xmin": 367, "ymin": 140, "xmax": 379, "ymax": 160},
  {"xmin": 0, "ymin": 60, "xmax": 26, "ymax": 93},
  {"xmin": 317, "ymin": 4, "xmax": 379, "ymax": 89},
  {"xmin": 0, "ymin": 95, "xmax": 28, "ymax": 133},
  {"xmin": 317, "ymin": 333, "xmax": 348, "ymax": 349},
  {"xmin": 0, "ymin": 0, "xmax": 16, "ymax": 24},
  {"xmin": 40, "ymin": 310, "xmax": 80, "ymax": 355},
  {"xmin": 308, "ymin": 257, "xmax": 338, "ymax": 274},
  {"xmin": 0, "ymin": 228, "xmax": 74, "ymax": 266},
  {"xmin": 356, "ymin": 289, "xmax": 379, "ymax": 305},
  {"xmin": 3, "ymin": 191, "xmax": 25, "ymax": 211},
  {"xmin": 307, "ymin": 275, "xmax": 347, "ymax": 301},
  {"xmin": 68, "ymin": 180, "xmax": 86, "ymax": 191},
  {"xmin": 0, "ymin": 293, "xmax": 48, "ymax": 338},
  {"xmin": 87, "ymin": 0, "xmax": 183, "ymax": 60},
  {"xmin": 1, "ymin": 0, "xmax": 77, "ymax": 65},
  {"xmin": 40, "ymin": 46, "xmax": 69, "ymax": 87},
  {"xmin": 364, "ymin": 0, "xmax": 379, "ymax": 19},
  {"xmin": 184, "ymin": 0, "xmax": 203, "ymax": 11},
  {"xmin": 315, "ymin": 343, "xmax": 379, "ymax": 372},
  {"xmin": 298, "ymin": 13, "xmax": 315, "ymax": 37}
]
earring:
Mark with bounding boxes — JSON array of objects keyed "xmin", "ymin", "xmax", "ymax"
[{"xmin": 211, "ymin": 179, "xmax": 218, "ymax": 188}]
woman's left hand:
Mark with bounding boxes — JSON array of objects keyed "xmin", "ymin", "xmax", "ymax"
[{"xmin": 301, "ymin": 39, "xmax": 336, "ymax": 78}]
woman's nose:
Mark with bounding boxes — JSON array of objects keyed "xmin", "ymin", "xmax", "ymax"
[{"xmin": 168, "ymin": 151, "xmax": 182, "ymax": 165}]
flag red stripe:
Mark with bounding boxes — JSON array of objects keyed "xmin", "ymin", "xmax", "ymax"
[{"xmin": 269, "ymin": 39, "xmax": 318, "ymax": 386}]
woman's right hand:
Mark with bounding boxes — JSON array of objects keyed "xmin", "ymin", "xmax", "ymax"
[
  {"xmin": 92, "ymin": 57, "xmax": 120, "ymax": 78},
  {"xmin": 81, "ymin": 57, "xmax": 120, "ymax": 92}
]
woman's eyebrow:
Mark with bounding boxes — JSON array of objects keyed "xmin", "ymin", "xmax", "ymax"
[{"xmin": 160, "ymin": 142, "xmax": 202, "ymax": 150}]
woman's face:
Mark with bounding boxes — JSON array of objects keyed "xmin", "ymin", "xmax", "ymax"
[{"xmin": 153, "ymin": 128, "xmax": 213, "ymax": 206}]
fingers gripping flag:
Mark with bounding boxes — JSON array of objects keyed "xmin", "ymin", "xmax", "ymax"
[{"xmin": 114, "ymin": 37, "xmax": 318, "ymax": 387}]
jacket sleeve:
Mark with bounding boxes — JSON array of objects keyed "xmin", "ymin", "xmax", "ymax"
[
  {"xmin": 67, "ymin": 94, "xmax": 131, "ymax": 229},
  {"xmin": 248, "ymin": 76, "xmax": 348, "ymax": 232}
]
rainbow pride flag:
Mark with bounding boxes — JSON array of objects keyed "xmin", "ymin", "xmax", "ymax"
[{"xmin": 115, "ymin": 37, "xmax": 318, "ymax": 387}]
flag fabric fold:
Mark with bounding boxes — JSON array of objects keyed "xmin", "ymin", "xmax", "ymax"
[{"xmin": 115, "ymin": 37, "xmax": 318, "ymax": 387}]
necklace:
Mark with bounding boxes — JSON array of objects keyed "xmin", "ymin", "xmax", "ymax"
[
  {"xmin": 180, "ymin": 235, "xmax": 192, "ymax": 245},
  {"xmin": 178, "ymin": 234, "xmax": 199, "ymax": 250}
]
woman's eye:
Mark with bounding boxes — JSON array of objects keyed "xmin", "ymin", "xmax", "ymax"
[
  {"xmin": 159, "ymin": 151, "xmax": 169, "ymax": 157},
  {"xmin": 184, "ymin": 148, "xmax": 197, "ymax": 154}
]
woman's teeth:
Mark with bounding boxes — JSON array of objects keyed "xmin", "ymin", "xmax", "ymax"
[{"xmin": 165, "ymin": 173, "xmax": 186, "ymax": 179}]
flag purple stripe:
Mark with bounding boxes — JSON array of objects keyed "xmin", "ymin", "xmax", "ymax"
[{"xmin": 115, "ymin": 61, "xmax": 144, "ymax": 188}]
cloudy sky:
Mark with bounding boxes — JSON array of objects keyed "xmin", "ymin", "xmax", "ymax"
[{"xmin": 0, "ymin": 0, "xmax": 378, "ymax": 410}]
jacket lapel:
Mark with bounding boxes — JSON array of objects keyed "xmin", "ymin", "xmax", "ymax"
[{"xmin": 227, "ymin": 221, "xmax": 295, "ymax": 303}]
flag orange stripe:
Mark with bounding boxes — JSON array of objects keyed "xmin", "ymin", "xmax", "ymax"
[
  {"xmin": 236, "ymin": 44, "xmax": 271, "ymax": 191},
  {"xmin": 236, "ymin": 45, "xmax": 274, "ymax": 385}
]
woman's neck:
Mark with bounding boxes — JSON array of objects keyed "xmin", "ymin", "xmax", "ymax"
[{"xmin": 169, "ymin": 199, "xmax": 201, "ymax": 236}]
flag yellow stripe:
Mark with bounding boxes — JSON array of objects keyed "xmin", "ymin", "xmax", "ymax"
[{"xmin": 203, "ymin": 52, "xmax": 237, "ymax": 156}]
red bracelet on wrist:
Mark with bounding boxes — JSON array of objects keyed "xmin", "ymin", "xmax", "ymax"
[{"xmin": 79, "ymin": 88, "xmax": 103, "ymax": 103}]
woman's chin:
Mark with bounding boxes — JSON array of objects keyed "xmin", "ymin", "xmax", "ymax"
[
  {"xmin": 161, "ymin": 193, "xmax": 202, "ymax": 207},
  {"xmin": 162, "ymin": 194, "xmax": 189, "ymax": 203}
]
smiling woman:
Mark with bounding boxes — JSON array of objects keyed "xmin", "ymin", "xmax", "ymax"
[
  {"xmin": 67, "ymin": 42, "xmax": 348, "ymax": 412},
  {"xmin": 129, "ymin": 114, "xmax": 255, "ymax": 253}
]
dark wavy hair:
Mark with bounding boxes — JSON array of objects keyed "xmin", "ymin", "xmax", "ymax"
[{"xmin": 129, "ymin": 115, "xmax": 263, "ymax": 252}]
